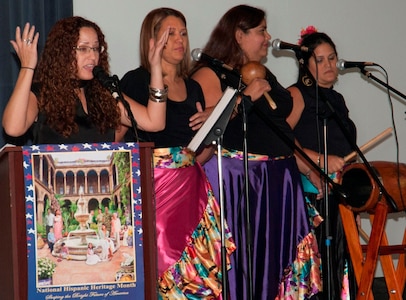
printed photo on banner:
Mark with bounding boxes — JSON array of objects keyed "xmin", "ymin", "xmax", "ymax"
[{"xmin": 22, "ymin": 142, "xmax": 144, "ymax": 299}]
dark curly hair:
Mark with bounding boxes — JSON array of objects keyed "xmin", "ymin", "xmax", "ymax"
[{"xmin": 34, "ymin": 16, "xmax": 120, "ymax": 137}]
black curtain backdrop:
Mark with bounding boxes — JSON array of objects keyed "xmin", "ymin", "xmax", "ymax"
[{"xmin": 0, "ymin": 0, "xmax": 73, "ymax": 147}]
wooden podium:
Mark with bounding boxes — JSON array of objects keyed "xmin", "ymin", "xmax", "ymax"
[{"xmin": 0, "ymin": 143, "xmax": 157, "ymax": 300}]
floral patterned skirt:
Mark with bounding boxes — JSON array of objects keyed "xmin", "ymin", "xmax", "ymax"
[
  {"xmin": 153, "ymin": 146, "xmax": 236, "ymax": 299},
  {"xmin": 302, "ymin": 174, "xmax": 354, "ymax": 299},
  {"xmin": 204, "ymin": 149, "xmax": 322, "ymax": 299}
]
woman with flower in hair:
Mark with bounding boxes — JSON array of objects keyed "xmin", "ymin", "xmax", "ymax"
[
  {"xmin": 3, "ymin": 16, "xmax": 168, "ymax": 144},
  {"xmin": 287, "ymin": 27, "xmax": 357, "ymax": 299}
]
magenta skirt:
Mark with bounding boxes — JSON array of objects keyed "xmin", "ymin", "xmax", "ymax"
[{"xmin": 153, "ymin": 146, "xmax": 236, "ymax": 298}]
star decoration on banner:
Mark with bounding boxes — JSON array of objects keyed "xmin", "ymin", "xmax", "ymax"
[
  {"xmin": 82, "ymin": 143, "xmax": 92, "ymax": 149},
  {"xmin": 26, "ymin": 195, "xmax": 34, "ymax": 202},
  {"xmin": 30, "ymin": 145, "xmax": 40, "ymax": 151}
]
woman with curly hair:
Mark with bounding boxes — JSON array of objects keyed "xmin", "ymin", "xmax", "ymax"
[{"xmin": 3, "ymin": 16, "xmax": 168, "ymax": 144}]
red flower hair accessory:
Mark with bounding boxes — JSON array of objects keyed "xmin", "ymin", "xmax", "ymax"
[{"xmin": 298, "ymin": 25, "xmax": 318, "ymax": 45}]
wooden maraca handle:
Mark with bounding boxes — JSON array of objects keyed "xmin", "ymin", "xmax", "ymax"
[
  {"xmin": 263, "ymin": 92, "xmax": 277, "ymax": 110},
  {"xmin": 241, "ymin": 61, "xmax": 277, "ymax": 110}
]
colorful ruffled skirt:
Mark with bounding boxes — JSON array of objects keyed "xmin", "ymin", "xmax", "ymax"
[
  {"xmin": 203, "ymin": 149, "xmax": 322, "ymax": 299},
  {"xmin": 153, "ymin": 146, "xmax": 236, "ymax": 299},
  {"xmin": 301, "ymin": 174, "xmax": 355, "ymax": 299}
]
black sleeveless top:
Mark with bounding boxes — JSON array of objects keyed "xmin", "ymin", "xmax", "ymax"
[
  {"xmin": 120, "ymin": 67, "xmax": 205, "ymax": 148},
  {"xmin": 291, "ymin": 76, "xmax": 356, "ymax": 157},
  {"xmin": 32, "ymin": 84, "xmax": 115, "ymax": 144},
  {"xmin": 209, "ymin": 64, "xmax": 295, "ymax": 157}
]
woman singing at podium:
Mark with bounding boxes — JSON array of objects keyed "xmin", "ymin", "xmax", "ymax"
[{"xmin": 3, "ymin": 16, "xmax": 168, "ymax": 144}]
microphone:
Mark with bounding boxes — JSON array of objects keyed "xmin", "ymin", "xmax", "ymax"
[
  {"xmin": 271, "ymin": 39, "xmax": 310, "ymax": 52},
  {"xmin": 92, "ymin": 66, "xmax": 120, "ymax": 99},
  {"xmin": 336, "ymin": 59, "xmax": 376, "ymax": 70},
  {"xmin": 191, "ymin": 48, "xmax": 234, "ymax": 71}
]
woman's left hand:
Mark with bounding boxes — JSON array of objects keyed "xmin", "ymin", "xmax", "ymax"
[
  {"xmin": 189, "ymin": 102, "xmax": 213, "ymax": 131},
  {"xmin": 307, "ymin": 169, "xmax": 326, "ymax": 199}
]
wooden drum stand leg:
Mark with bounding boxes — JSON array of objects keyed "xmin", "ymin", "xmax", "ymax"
[{"xmin": 339, "ymin": 201, "xmax": 406, "ymax": 300}]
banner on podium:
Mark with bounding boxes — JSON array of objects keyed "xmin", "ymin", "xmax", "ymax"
[{"xmin": 22, "ymin": 142, "xmax": 144, "ymax": 299}]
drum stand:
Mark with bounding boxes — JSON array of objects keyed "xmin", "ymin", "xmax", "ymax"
[
  {"xmin": 339, "ymin": 202, "xmax": 405, "ymax": 299},
  {"xmin": 341, "ymin": 65, "xmax": 406, "ymax": 298}
]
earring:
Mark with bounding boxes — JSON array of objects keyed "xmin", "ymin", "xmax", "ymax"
[{"xmin": 302, "ymin": 74, "xmax": 313, "ymax": 87}]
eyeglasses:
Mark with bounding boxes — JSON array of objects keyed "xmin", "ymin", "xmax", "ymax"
[{"xmin": 73, "ymin": 45, "xmax": 105, "ymax": 54}]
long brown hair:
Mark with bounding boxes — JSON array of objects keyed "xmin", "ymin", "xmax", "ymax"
[
  {"xmin": 139, "ymin": 7, "xmax": 190, "ymax": 78},
  {"xmin": 192, "ymin": 5, "xmax": 265, "ymax": 72},
  {"xmin": 34, "ymin": 16, "xmax": 120, "ymax": 137}
]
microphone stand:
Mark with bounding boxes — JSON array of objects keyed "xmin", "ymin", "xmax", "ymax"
[
  {"xmin": 312, "ymin": 65, "xmax": 335, "ymax": 299},
  {"xmin": 321, "ymin": 116, "xmax": 334, "ymax": 300},
  {"xmin": 360, "ymin": 67, "xmax": 406, "ymax": 100},
  {"xmin": 199, "ymin": 89, "xmax": 238, "ymax": 300},
  {"xmin": 358, "ymin": 66, "xmax": 406, "ymax": 211},
  {"xmin": 240, "ymin": 94, "xmax": 254, "ymax": 300},
  {"xmin": 215, "ymin": 136, "xmax": 229, "ymax": 300},
  {"xmin": 111, "ymin": 75, "xmax": 139, "ymax": 142}
]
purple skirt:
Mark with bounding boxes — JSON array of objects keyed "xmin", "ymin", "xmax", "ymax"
[{"xmin": 204, "ymin": 154, "xmax": 310, "ymax": 299}]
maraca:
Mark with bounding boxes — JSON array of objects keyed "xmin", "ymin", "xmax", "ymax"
[{"xmin": 240, "ymin": 61, "xmax": 277, "ymax": 110}]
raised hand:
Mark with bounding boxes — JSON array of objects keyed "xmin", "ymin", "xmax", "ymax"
[
  {"xmin": 10, "ymin": 23, "xmax": 39, "ymax": 69},
  {"xmin": 148, "ymin": 26, "xmax": 170, "ymax": 70}
]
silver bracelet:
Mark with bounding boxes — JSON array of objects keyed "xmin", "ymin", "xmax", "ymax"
[{"xmin": 149, "ymin": 85, "xmax": 168, "ymax": 103}]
